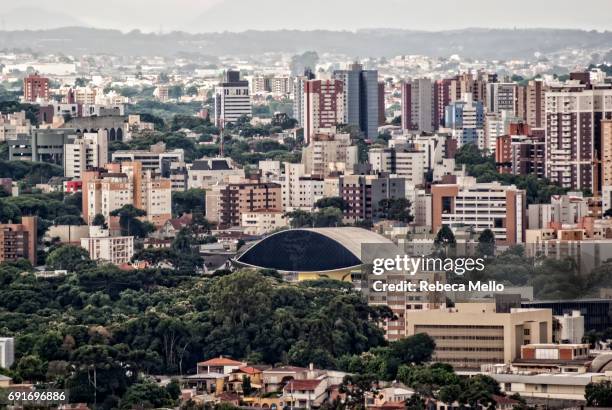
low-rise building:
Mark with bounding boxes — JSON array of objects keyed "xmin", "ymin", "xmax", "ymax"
[
  {"xmin": 241, "ymin": 210, "xmax": 287, "ymax": 235},
  {"xmin": 80, "ymin": 226, "xmax": 134, "ymax": 265}
]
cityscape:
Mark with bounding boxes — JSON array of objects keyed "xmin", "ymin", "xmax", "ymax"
[{"xmin": 1, "ymin": 2, "xmax": 612, "ymax": 410}]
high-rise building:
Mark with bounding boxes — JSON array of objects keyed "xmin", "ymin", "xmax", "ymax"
[
  {"xmin": 601, "ymin": 120, "xmax": 612, "ymax": 188},
  {"xmin": 215, "ymin": 181, "xmax": 282, "ymax": 229},
  {"xmin": 301, "ymin": 131, "xmax": 357, "ymax": 178},
  {"xmin": 431, "ymin": 178, "xmax": 526, "ymax": 245},
  {"xmin": 303, "ymin": 79, "xmax": 344, "ymax": 143},
  {"xmin": 281, "ymin": 162, "xmax": 324, "ymax": 211},
  {"xmin": 83, "ymin": 161, "xmax": 172, "ymax": 227},
  {"xmin": 486, "ymin": 82, "xmax": 517, "ymax": 115},
  {"xmin": 368, "ymin": 146, "xmax": 426, "ymax": 186},
  {"xmin": 292, "ymin": 69, "xmax": 315, "ymax": 128},
  {"xmin": 0, "ymin": 216, "xmax": 37, "ymax": 265},
  {"xmin": 401, "ymin": 78, "xmax": 433, "ymax": 133},
  {"xmin": 339, "ymin": 174, "xmax": 406, "ymax": 223},
  {"xmin": 23, "ymin": 73, "xmax": 49, "ymax": 102},
  {"xmin": 545, "ymin": 79, "xmax": 612, "ymax": 190},
  {"xmin": 445, "ymin": 93, "xmax": 485, "ymax": 148},
  {"xmin": 378, "ymin": 81, "xmax": 386, "ymax": 125},
  {"xmin": 63, "ymin": 130, "xmax": 109, "ymax": 178},
  {"xmin": 333, "ymin": 63, "xmax": 379, "ymax": 138},
  {"xmin": 214, "ymin": 70, "xmax": 252, "ymax": 126},
  {"xmin": 517, "ymin": 79, "xmax": 545, "ymax": 129},
  {"xmin": 433, "ymin": 79, "xmax": 453, "ymax": 128}
]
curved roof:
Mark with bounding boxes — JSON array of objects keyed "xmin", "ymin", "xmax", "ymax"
[{"xmin": 234, "ymin": 227, "xmax": 392, "ymax": 273}]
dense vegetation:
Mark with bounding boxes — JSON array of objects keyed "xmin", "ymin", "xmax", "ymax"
[{"xmin": 0, "ymin": 266, "xmax": 396, "ymax": 407}]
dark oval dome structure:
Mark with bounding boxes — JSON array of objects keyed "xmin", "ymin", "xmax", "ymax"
[{"xmin": 234, "ymin": 227, "xmax": 392, "ymax": 274}]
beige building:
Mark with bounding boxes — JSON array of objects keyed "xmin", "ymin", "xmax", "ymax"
[
  {"xmin": 80, "ymin": 226, "xmax": 134, "ymax": 265},
  {"xmin": 0, "ymin": 111, "xmax": 31, "ymax": 142},
  {"xmin": 602, "ymin": 119, "xmax": 612, "ymax": 188},
  {"xmin": 282, "ymin": 163, "xmax": 324, "ymax": 211},
  {"xmin": 404, "ymin": 303, "xmax": 553, "ymax": 369},
  {"xmin": 241, "ymin": 210, "xmax": 287, "ymax": 235},
  {"xmin": 83, "ymin": 161, "xmax": 172, "ymax": 227},
  {"xmin": 187, "ymin": 157, "xmax": 245, "ymax": 190},
  {"xmin": 301, "ymin": 131, "xmax": 357, "ymax": 178},
  {"xmin": 63, "ymin": 130, "xmax": 108, "ymax": 178}
]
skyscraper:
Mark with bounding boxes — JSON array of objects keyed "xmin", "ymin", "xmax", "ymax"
[
  {"xmin": 333, "ymin": 63, "xmax": 379, "ymax": 138},
  {"xmin": 292, "ymin": 69, "xmax": 315, "ymax": 128},
  {"xmin": 401, "ymin": 78, "xmax": 433, "ymax": 133},
  {"xmin": 214, "ymin": 70, "xmax": 252, "ymax": 127}
]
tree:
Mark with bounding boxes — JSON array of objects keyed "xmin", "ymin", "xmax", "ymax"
[
  {"xmin": 315, "ymin": 197, "xmax": 348, "ymax": 211},
  {"xmin": 172, "ymin": 189, "xmax": 205, "ymax": 217},
  {"xmin": 92, "ymin": 213, "xmax": 106, "ymax": 227},
  {"xmin": 434, "ymin": 225, "xmax": 456, "ymax": 256},
  {"xmin": 110, "ymin": 205, "xmax": 155, "ymax": 238},
  {"xmin": 120, "ymin": 382, "xmax": 172, "ymax": 409},
  {"xmin": 477, "ymin": 228, "xmax": 496, "ymax": 257},
  {"xmin": 46, "ymin": 245, "xmax": 95, "ymax": 272},
  {"xmin": 242, "ymin": 375, "xmax": 253, "ymax": 396},
  {"xmin": 586, "ymin": 380, "xmax": 612, "ymax": 407},
  {"xmin": 378, "ymin": 198, "xmax": 413, "ymax": 223}
]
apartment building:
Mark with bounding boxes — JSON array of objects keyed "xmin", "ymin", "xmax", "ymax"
[
  {"xmin": 63, "ymin": 130, "xmax": 108, "ymax": 178},
  {"xmin": 23, "ymin": 73, "xmax": 49, "ymax": 102},
  {"xmin": 111, "ymin": 142, "xmax": 184, "ymax": 175},
  {"xmin": 303, "ymin": 79, "xmax": 344, "ymax": 143},
  {"xmin": 404, "ymin": 303, "xmax": 553, "ymax": 369},
  {"xmin": 339, "ymin": 174, "xmax": 406, "ymax": 223},
  {"xmin": 0, "ymin": 216, "xmax": 37, "ymax": 265},
  {"xmin": 83, "ymin": 162, "xmax": 172, "ymax": 227},
  {"xmin": 241, "ymin": 210, "xmax": 287, "ymax": 235},
  {"xmin": 187, "ymin": 157, "xmax": 245, "ymax": 190},
  {"xmin": 0, "ymin": 111, "xmax": 31, "ymax": 142},
  {"xmin": 486, "ymin": 82, "xmax": 517, "ymax": 115},
  {"xmin": 431, "ymin": 178, "xmax": 526, "ymax": 245},
  {"xmin": 401, "ymin": 78, "xmax": 433, "ymax": 133},
  {"xmin": 282, "ymin": 163, "xmax": 325, "ymax": 211},
  {"xmin": 517, "ymin": 79, "xmax": 545, "ymax": 129},
  {"xmin": 80, "ymin": 226, "xmax": 134, "ymax": 265},
  {"xmin": 215, "ymin": 181, "xmax": 282, "ymax": 229},
  {"xmin": 369, "ymin": 146, "xmax": 426, "ymax": 186},
  {"xmin": 545, "ymin": 77, "xmax": 612, "ymax": 190},
  {"xmin": 301, "ymin": 131, "xmax": 357, "ymax": 178},
  {"xmin": 445, "ymin": 93, "xmax": 485, "ymax": 148},
  {"xmin": 495, "ymin": 126, "xmax": 545, "ymax": 178}
]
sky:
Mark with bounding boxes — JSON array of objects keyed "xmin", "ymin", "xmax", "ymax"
[{"xmin": 2, "ymin": 0, "xmax": 611, "ymax": 33}]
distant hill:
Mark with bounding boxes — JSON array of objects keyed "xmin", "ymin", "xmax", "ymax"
[
  {"xmin": 0, "ymin": 7, "xmax": 86, "ymax": 30},
  {"xmin": 0, "ymin": 27, "xmax": 610, "ymax": 60}
]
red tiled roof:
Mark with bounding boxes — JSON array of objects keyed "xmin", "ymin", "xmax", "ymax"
[
  {"xmin": 237, "ymin": 366, "xmax": 263, "ymax": 375},
  {"xmin": 198, "ymin": 356, "xmax": 244, "ymax": 366},
  {"xmin": 284, "ymin": 379, "xmax": 321, "ymax": 391}
]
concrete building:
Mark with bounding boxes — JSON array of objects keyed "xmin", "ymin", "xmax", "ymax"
[
  {"xmin": 401, "ymin": 78, "xmax": 433, "ymax": 133},
  {"xmin": 0, "ymin": 216, "xmax": 37, "ymax": 265},
  {"xmin": 445, "ymin": 93, "xmax": 485, "ymax": 148},
  {"xmin": 0, "ymin": 337, "xmax": 14, "ymax": 370},
  {"xmin": 214, "ymin": 70, "xmax": 252, "ymax": 126},
  {"xmin": 369, "ymin": 147, "xmax": 426, "ymax": 186},
  {"xmin": 545, "ymin": 79, "xmax": 612, "ymax": 190},
  {"xmin": 486, "ymin": 82, "xmax": 517, "ymax": 115},
  {"xmin": 80, "ymin": 226, "xmax": 134, "ymax": 265},
  {"xmin": 527, "ymin": 193, "xmax": 589, "ymax": 229},
  {"xmin": 404, "ymin": 303, "xmax": 553, "ymax": 369},
  {"xmin": 292, "ymin": 69, "xmax": 315, "ymax": 128},
  {"xmin": 187, "ymin": 157, "xmax": 245, "ymax": 190},
  {"xmin": 555, "ymin": 311, "xmax": 585, "ymax": 344},
  {"xmin": 83, "ymin": 162, "xmax": 172, "ymax": 227},
  {"xmin": 8, "ymin": 128, "xmax": 75, "ymax": 164},
  {"xmin": 214, "ymin": 181, "xmax": 282, "ymax": 229},
  {"xmin": 241, "ymin": 210, "xmax": 287, "ymax": 235},
  {"xmin": 339, "ymin": 174, "xmax": 406, "ymax": 223},
  {"xmin": 517, "ymin": 79, "xmax": 545, "ymax": 129},
  {"xmin": 301, "ymin": 131, "xmax": 357, "ymax": 177},
  {"xmin": 0, "ymin": 111, "xmax": 31, "ymax": 142},
  {"xmin": 63, "ymin": 130, "xmax": 108, "ymax": 178},
  {"xmin": 601, "ymin": 119, "xmax": 612, "ymax": 189},
  {"xmin": 282, "ymin": 163, "xmax": 325, "ymax": 211},
  {"xmin": 111, "ymin": 142, "xmax": 184, "ymax": 175},
  {"xmin": 23, "ymin": 73, "xmax": 49, "ymax": 102},
  {"xmin": 333, "ymin": 62, "xmax": 379, "ymax": 138},
  {"xmin": 431, "ymin": 178, "xmax": 526, "ymax": 245},
  {"xmin": 303, "ymin": 79, "xmax": 344, "ymax": 143}
]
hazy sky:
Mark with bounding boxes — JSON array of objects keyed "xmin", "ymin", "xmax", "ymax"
[{"xmin": 2, "ymin": 0, "xmax": 612, "ymax": 33}]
